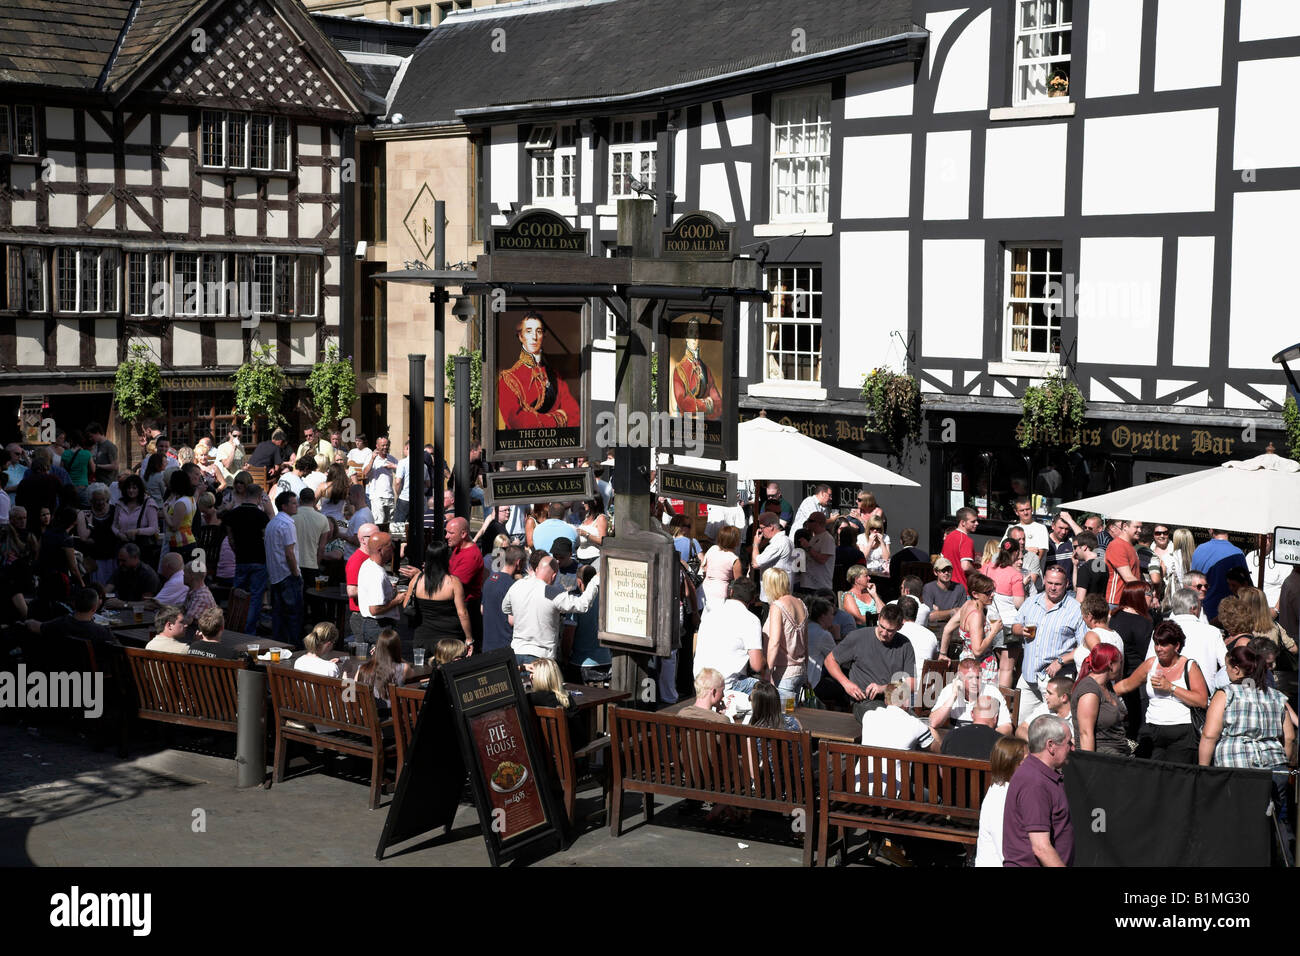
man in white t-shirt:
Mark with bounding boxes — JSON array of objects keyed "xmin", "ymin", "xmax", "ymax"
[
  {"xmin": 896, "ymin": 596, "xmax": 938, "ymax": 687},
  {"xmin": 799, "ymin": 511, "xmax": 836, "ymax": 593},
  {"xmin": 888, "ymin": 575, "xmax": 930, "ymax": 627},
  {"xmin": 362, "ymin": 436, "xmax": 398, "ymax": 525},
  {"xmin": 346, "ymin": 435, "xmax": 372, "ymax": 482},
  {"xmin": 357, "ymin": 531, "xmax": 402, "ymax": 642},
  {"xmin": 1146, "ymin": 587, "xmax": 1227, "ymax": 690},
  {"xmin": 1002, "ymin": 496, "xmax": 1049, "ymax": 557},
  {"xmin": 693, "ymin": 578, "xmax": 765, "ymax": 690},
  {"xmin": 752, "ymin": 512, "xmax": 798, "ymax": 603},
  {"xmin": 861, "ymin": 685, "xmax": 934, "ymax": 752},
  {"xmin": 929, "ymin": 660, "xmax": 1013, "ymax": 734}
]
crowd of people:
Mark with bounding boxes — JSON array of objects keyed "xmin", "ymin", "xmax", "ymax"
[{"xmin": 4, "ymin": 425, "xmax": 1298, "ymax": 867}]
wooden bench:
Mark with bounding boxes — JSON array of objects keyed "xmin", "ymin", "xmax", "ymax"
[
  {"xmin": 534, "ymin": 704, "xmax": 611, "ymax": 826},
  {"xmin": 122, "ymin": 647, "xmax": 246, "ymax": 734},
  {"xmin": 267, "ymin": 665, "xmax": 394, "ymax": 809},
  {"xmin": 392, "ymin": 683, "xmax": 425, "ymax": 781},
  {"xmin": 609, "ymin": 705, "xmax": 816, "ymax": 865},
  {"xmin": 817, "ymin": 742, "xmax": 992, "ymax": 866}
]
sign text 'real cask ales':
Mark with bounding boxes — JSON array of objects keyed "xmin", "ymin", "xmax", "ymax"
[
  {"xmin": 491, "ymin": 209, "xmax": 589, "ymax": 254},
  {"xmin": 486, "ymin": 468, "xmax": 593, "ymax": 506},
  {"xmin": 660, "ymin": 211, "xmax": 733, "ymax": 257},
  {"xmin": 657, "ymin": 464, "xmax": 736, "ymax": 507}
]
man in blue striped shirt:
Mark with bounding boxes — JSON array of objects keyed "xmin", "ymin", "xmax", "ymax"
[{"xmin": 1011, "ymin": 566, "xmax": 1087, "ymax": 708}]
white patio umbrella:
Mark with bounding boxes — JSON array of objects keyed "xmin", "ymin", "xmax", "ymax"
[
  {"xmin": 1058, "ymin": 452, "xmax": 1300, "ymax": 535},
  {"xmin": 667, "ymin": 415, "xmax": 919, "ymax": 487}
]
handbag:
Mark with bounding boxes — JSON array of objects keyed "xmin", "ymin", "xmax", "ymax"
[
  {"xmin": 402, "ymin": 572, "xmax": 422, "ymax": 625},
  {"xmin": 1186, "ymin": 659, "xmax": 1207, "ymax": 736}
]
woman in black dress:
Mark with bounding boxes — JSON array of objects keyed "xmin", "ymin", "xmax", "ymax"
[
  {"xmin": 1110, "ymin": 580, "xmax": 1154, "ymax": 739},
  {"xmin": 401, "ymin": 542, "xmax": 473, "ymax": 656}
]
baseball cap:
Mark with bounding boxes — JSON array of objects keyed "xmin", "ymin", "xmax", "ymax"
[{"xmin": 932, "ymin": 556, "xmax": 953, "ymax": 571}]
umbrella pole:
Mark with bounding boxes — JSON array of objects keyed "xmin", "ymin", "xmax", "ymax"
[{"xmin": 1257, "ymin": 534, "xmax": 1266, "ymax": 590}]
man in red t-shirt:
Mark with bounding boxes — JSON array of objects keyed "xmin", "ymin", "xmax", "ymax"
[
  {"xmin": 1104, "ymin": 518, "xmax": 1141, "ymax": 609},
  {"xmin": 942, "ymin": 508, "xmax": 979, "ymax": 589},
  {"xmin": 346, "ymin": 522, "xmax": 379, "ymax": 641},
  {"xmin": 446, "ymin": 516, "xmax": 486, "ymax": 648}
]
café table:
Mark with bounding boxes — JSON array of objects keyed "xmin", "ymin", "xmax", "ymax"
[
  {"xmin": 304, "ymin": 582, "xmax": 352, "ymax": 631},
  {"xmin": 659, "ymin": 699, "xmax": 861, "ymax": 744},
  {"xmin": 112, "ymin": 626, "xmax": 292, "ymax": 660}
]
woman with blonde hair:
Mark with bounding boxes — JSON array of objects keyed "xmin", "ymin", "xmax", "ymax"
[
  {"xmin": 842, "ymin": 564, "xmax": 881, "ymax": 627},
  {"xmin": 978, "ymin": 539, "xmax": 1000, "ymax": 572},
  {"xmin": 295, "ymin": 622, "xmax": 342, "ymax": 678},
  {"xmin": 434, "ymin": 638, "xmax": 467, "ymax": 664},
  {"xmin": 1237, "ymin": 586, "xmax": 1296, "ymax": 652},
  {"xmin": 762, "ymin": 568, "xmax": 808, "ymax": 708}
]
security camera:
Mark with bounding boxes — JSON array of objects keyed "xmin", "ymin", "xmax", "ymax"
[{"xmin": 355, "ymin": 240, "xmax": 367, "ymax": 260}]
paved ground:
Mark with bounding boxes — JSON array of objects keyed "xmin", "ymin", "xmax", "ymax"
[{"xmin": 0, "ymin": 719, "xmax": 849, "ymax": 868}]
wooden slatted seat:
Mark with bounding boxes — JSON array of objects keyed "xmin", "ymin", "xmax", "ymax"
[
  {"xmin": 817, "ymin": 742, "xmax": 992, "ymax": 866},
  {"xmin": 225, "ymin": 588, "xmax": 251, "ymax": 634},
  {"xmin": 392, "ymin": 683, "xmax": 425, "ymax": 781},
  {"xmin": 916, "ymin": 658, "xmax": 957, "ymax": 714},
  {"xmin": 267, "ymin": 665, "xmax": 394, "ymax": 809},
  {"xmin": 123, "ymin": 647, "xmax": 246, "ymax": 733},
  {"xmin": 534, "ymin": 704, "xmax": 611, "ymax": 825},
  {"xmin": 608, "ymin": 705, "xmax": 816, "ymax": 865}
]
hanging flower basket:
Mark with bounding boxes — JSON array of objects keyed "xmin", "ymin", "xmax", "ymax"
[
  {"xmin": 1048, "ymin": 71, "xmax": 1069, "ymax": 97},
  {"xmin": 1017, "ymin": 369, "xmax": 1088, "ymax": 452},
  {"xmin": 861, "ymin": 367, "xmax": 922, "ymax": 460}
]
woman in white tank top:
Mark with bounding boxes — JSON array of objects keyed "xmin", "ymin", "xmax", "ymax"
[{"xmin": 1114, "ymin": 620, "xmax": 1207, "ymax": 764}]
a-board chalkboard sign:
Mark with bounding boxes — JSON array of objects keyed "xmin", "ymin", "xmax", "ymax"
[
  {"xmin": 375, "ymin": 650, "xmax": 565, "ymax": 865},
  {"xmin": 375, "ymin": 673, "xmax": 464, "ymax": 860},
  {"xmin": 446, "ymin": 650, "xmax": 565, "ymax": 865}
]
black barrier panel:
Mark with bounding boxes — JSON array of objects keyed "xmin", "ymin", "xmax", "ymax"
[{"xmin": 1064, "ymin": 750, "xmax": 1275, "ymax": 866}]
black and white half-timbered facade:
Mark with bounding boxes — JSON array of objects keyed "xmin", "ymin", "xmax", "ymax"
[
  {"xmin": 388, "ymin": 0, "xmax": 1295, "ymax": 544},
  {"xmin": 0, "ymin": 0, "xmax": 367, "ymax": 455}
]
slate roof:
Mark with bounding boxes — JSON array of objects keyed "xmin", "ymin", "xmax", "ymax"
[
  {"xmin": 0, "ymin": 0, "xmax": 369, "ymax": 116},
  {"xmin": 0, "ymin": 0, "xmax": 135, "ymax": 89},
  {"xmin": 388, "ymin": 0, "xmax": 923, "ymax": 126}
]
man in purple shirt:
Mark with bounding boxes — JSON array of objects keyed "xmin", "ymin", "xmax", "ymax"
[{"xmin": 1003, "ymin": 714, "xmax": 1074, "ymax": 867}]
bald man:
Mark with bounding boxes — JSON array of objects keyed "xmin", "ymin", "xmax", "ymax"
[
  {"xmin": 358, "ymin": 531, "xmax": 403, "ymax": 641},
  {"xmin": 446, "ymin": 515, "xmax": 486, "ymax": 646},
  {"xmin": 154, "ymin": 552, "xmax": 189, "ymax": 606},
  {"xmin": 346, "ymin": 521, "xmax": 380, "ymax": 642}
]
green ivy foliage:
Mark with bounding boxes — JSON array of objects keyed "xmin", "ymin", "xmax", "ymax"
[
  {"xmin": 860, "ymin": 367, "xmax": 922, "ymax": 459},
  {"xmin": 232, "ymin": 343, "xmax": 287, "ymax": 429},
  {"xmin": 444, "ymin": 347, "xmax": 484, "ymax": 411},
  {"xmin": 306, "ymin": 343, "xmax": 358, "ymax": 431},
  {"xmin": 112, "ymin": 343, "xmax": 162, "ymax": 424},
  {"xmin": 1284, "ymin": 394, "xmax": 1300, "ymax": 461},
  {"xmin": 1018, "ymin": 370, "xmax": 1088, "ymax": 452}
]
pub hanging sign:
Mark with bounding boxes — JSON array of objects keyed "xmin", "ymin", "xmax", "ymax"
[
  {"xmin": 491, "ymin": 208, "xmax": 589, "ymax": 255},
  {"xmin": 660, "ymin": 210, "xmax": 733, "ymax": 258}
]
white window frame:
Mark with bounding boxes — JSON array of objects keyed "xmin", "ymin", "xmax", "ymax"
[
  {"xmin": 608, "ymin": 116, "xmax": 656, "ymax": 200},
  {"xmin": 770, "ymin": 87, "xmax": 831, "ymax": 223},
  {"xmin": 0, "ymin": 105, "xmax": 39, "ymax": 158},
  {"xmin": 1002, "ymin": 243, "xmax": 1064, "ymax": 362},
  {"xmin": 54, "ymin": 247, "xmax": 117, "ymax": 314},
  {"xmin": 1013, "ymin": 0, "xmax": 1073, "ymax": 106},
  {"xmin": 532, "ymin": 125, "xmax": 576, "ymax": 203},
  {"xmin": 200, "ymin": 111, "xmax": 291, "ymax": 171},
  {"xmin": 762, "ymin": 265, "xmax": 823, "ymax": 385}
]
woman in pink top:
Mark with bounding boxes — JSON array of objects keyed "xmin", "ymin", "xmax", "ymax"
[
  {"xmin": 981, "ymin": 540, "xmax": 1024, "ymax": 688},
  {"xmin": 698, "ymin": 524, "xmax": 743, "ymax": 612}
]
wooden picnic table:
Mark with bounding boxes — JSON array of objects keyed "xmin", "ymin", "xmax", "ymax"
[{"xmin": 660, "ymin": 699, "xmax": 861, "ymax": 744}]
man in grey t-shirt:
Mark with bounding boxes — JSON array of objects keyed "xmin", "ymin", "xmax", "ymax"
[{"xmin": 822, "ymin": 604, "xmax": 915, "ymax": 721}]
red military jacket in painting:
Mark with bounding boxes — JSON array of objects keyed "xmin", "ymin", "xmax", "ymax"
[{"xmin": 497, "ymin": 351, "xmax": 580, "ymax": 429}]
